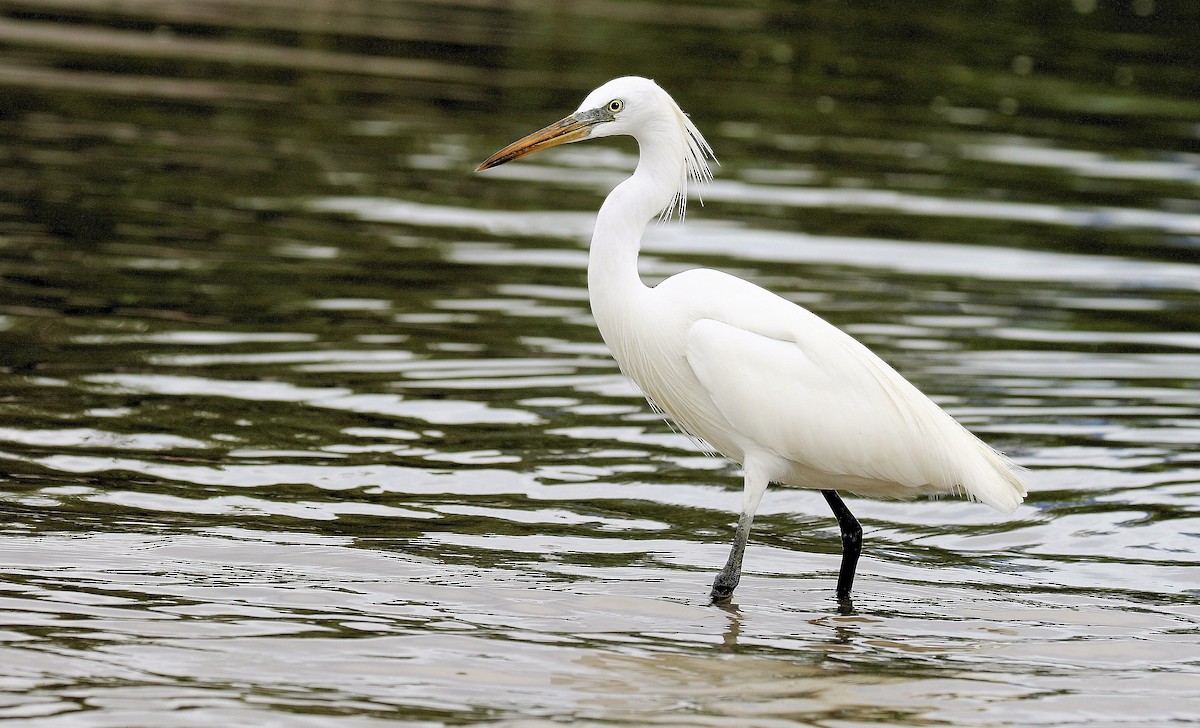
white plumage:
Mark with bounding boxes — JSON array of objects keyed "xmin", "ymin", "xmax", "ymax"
[{"xmin": 478, "ymin": 76, "xmax": 1026, "ymax": 603}]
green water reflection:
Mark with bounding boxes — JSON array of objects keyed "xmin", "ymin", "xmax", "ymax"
[{"xmin": 0, "ymin": 0, "xmax": 1198, "ymax": 725}]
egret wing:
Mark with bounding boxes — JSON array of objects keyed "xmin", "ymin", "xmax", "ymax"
[{"xmin": 684, "ymin": 317, "xmax": 987, "ymax": 493}]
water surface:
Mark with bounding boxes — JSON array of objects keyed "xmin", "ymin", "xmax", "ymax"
[{"xmin": 0, "ymin": 0, "xmax": 1198, "ymax": 725}]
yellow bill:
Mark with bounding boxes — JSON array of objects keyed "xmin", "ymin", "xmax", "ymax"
[{"xmin": 476, "ymin": 109, "xmax": 607, "ymax": 171}]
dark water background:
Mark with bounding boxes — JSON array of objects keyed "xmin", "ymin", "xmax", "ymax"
[{"xmin": 0, "ymin": 0, "xmax": 1198, "ymax": 725}]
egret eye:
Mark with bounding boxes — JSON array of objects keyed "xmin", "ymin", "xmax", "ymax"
[{"xmin": 607, "ymin": 99, "xmax": 623, "ymax": 113}]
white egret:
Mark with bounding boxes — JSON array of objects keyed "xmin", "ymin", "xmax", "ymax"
[{"xmin": 477, "ymin": 77, "xmax": 1026, "ymax": 604}]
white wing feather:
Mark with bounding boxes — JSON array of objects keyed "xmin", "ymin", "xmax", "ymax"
[{"xmin": 668, "ymin": 270, "xmax": 1025, "ymax": 512}]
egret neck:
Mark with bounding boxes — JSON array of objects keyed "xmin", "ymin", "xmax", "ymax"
[{"xmin": 587, "ymin": 123, "xmax": 688, "ymax": 337}]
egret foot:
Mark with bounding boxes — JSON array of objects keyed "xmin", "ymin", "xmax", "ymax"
[
  {"xmin": 710, "ymin": 511, "xmax": 753, "ymax": 605},
  {"xmin": 709, "ymin": 573, "xmax": 739, "ymax": 604}
]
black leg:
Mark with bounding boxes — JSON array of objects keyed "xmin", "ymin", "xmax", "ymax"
[{"xmin": 821, "ymin": 490, "xmax": 862, "ymax": 601}]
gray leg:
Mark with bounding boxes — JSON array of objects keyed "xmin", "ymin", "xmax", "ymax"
[
  {"xmin": 710, "ymin": 466, "xmax": 769, "ymax": 604},
  {"xmin": 821, "ymin": 490, "xmax": 862, "ymax": 601},
  {"xmin": 710, "ymin": 513, "xmax": 753, "ymax": 604}
]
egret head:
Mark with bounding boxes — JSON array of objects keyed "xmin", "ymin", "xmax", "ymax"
[{"xmin": 476, "ymin": 76, "xmax": 714, "ymax": 218}]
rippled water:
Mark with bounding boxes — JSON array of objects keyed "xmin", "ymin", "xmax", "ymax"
[{"xmin": 1, "ymin": 1, "xmax": 1199, "ymax": 725}]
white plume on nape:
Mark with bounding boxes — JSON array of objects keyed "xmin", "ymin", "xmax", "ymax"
[{"xmin": 660, "ymin": 100, "xmax": 716, "ymax": 222}]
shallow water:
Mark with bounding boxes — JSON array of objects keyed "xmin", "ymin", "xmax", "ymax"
[{"xmin": 1, "ymin": 1, "xmax": 1199, "ymax": 725}]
